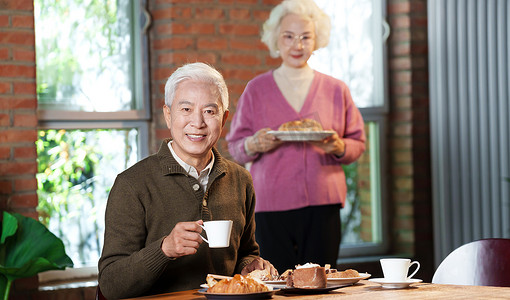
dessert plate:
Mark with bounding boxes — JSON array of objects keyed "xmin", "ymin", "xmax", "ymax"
[
  {"xmin": 327, "ymin": 272, "xmax": 372, "ymax": 285},
  {"xmin": 267, "ymin": 130, "xmax": 335, "ymax": 141},
  {"xmin": 263, "ymin": 279, "xmax": 286, "ymax": 285},
  {"xmin": 198, "ymin": 288, "xmax": 278, "ymax": 299},
  {"xmin": 280, "ymin": 283, "xmax": 351, "ymax": 294},
  {"xmin": 368, "ymin": 278, "xmax": 423, "ymax": 289},
  {"xmin": 201, "ymin": 281, "xmax": 285, "ymax": 289}
]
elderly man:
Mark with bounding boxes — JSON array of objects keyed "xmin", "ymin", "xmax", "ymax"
[{"xmin": 98, "ymin": 63, "xmax": 276, "ymax": 299}]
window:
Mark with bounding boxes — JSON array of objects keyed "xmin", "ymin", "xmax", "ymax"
[
  {"xmin": 309, "ymin": 0, "xmax": 389, "ymax": 258},
  {"xmin": 34, "ymin": 0, "xmax": 151, "ymax": 274}
]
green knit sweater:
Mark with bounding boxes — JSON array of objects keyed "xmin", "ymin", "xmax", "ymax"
[{"xmin": 98, "ymin": 140, "xmax": 260, "ymax": 299}]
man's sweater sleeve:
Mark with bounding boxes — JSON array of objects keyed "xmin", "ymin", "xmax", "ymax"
[{"xmin": 98, "ymin": 175, "xmax": 173, "ymax": 299}]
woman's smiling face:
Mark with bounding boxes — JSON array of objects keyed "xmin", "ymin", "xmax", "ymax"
[
  {"xmin": 164, "ymin": 79, "xmax": 228, "ymax": 166},
  {"xmin": 277, "ymin": 13, "xmax": 316, "ymax": 68}
]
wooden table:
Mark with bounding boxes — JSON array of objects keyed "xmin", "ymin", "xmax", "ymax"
[{"xmin": 125, "ymin": 280, "xmax": 510, "ymax": 299}]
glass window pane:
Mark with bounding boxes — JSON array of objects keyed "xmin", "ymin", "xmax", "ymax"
[
  {"xmin": 36, "ymin": 129, "xmax": 139, "ymax": 267},
  {"xmin": 34, "ymin": 0, "xmax": 135, "ymax": 112},
  {"xmin": 309, "ymin": 0, "xmax": 384, "ymax": 108},
  {"xmin": 341, "ymin": 122, "xmax": 382, "ymax": 248}
]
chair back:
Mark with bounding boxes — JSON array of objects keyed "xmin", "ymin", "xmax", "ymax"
[{"xmin": 432, "ymin": 238, "xmax": 510, "ymax": 287}]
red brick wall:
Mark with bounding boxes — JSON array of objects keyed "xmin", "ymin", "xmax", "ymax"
[
  {"xmin": 387, "ymin": 0, "xmax": 433, "ymax": 280},
  {"xmin": 388, "ymin": 0, "xmax": 416, "ymax": 255},
  {"xmin": 0, "ymin": 0, "xmax": 38, "ymax": 220}
]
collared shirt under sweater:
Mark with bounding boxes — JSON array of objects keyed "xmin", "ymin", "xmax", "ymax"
[{"xmin": 98, "ymin": 139, "xmax": 260, "ymax": 299}]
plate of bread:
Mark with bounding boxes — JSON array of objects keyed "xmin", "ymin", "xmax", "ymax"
[
  {"xmin": 201, "ymin": 273, "xmax": 278, "ymax": 299},
  {"xmin": 200, "ymin": 264, "xmax": 368, "ymax": 298},
  {"xmin": 247, "ymin": 269, "xmax": 286, "ymax": 285},
  {"xmin": 268, "ymin": 119, "xmax": 335, "ymax": 141}
]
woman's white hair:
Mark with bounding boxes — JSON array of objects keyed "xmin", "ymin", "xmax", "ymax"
[
  {"xmin": 164, "ymin": 62, "xmax": 229, "ymax": 112},
  {"xmin": 261, "ymin": 0, "xmax": 331, "ymax": 58}
]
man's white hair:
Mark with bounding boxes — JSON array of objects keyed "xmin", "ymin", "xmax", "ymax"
[{"xmin": 164, "ymin": 62, "xmax": 229, "ymax": 112}]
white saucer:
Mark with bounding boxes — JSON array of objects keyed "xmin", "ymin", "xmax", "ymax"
[{"xmin": 368, "ymin": 278, "xmax": 423, "ymax": 289}]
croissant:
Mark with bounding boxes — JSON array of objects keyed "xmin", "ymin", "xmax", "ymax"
[{"xmin": 208, "ymin": 274, "xmax": 270, "ymax": 294}]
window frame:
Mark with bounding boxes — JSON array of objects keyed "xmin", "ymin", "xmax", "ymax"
[
  {"xmin": 36, "ymin": 0, "xmax": 151, "ymax": 122},
  {"xmin": 37, "ymin": 120, "xmax": 149, "ymax": 158},
  {"xmin": 342, "ymin": 0, "xmax": 390, "ymax": 255},
  {"xmin": 36, "ymin": 0, "xmax": 151, "ymax": 282},
  {"xmin": 339, "ymin": 112, "xmax": 389, "ymax": 258},
  {"xmin": 309, "ymin": 0, "xmax": 390, "ymax": 259}
]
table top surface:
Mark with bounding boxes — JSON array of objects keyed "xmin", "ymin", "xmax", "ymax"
[{"xmin": 124, "ymin": 280, "xmax": 510, "ymax": 300}]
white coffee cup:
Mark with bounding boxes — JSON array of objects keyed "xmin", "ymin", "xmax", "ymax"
[
  {"xmin": 380, "ymin": 258, "xmax": 420, "ymax": 282},
  {"xmin": 199, "ymin": 220, "xmax": 233, "ymax": 248}
]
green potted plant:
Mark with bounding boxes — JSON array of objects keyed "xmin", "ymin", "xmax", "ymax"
[{"xmin": 0, "ymin": 211, "xmax": 73, "ymax": 300}]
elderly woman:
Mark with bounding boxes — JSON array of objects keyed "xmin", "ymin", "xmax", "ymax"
[
  {"xmin": 226, "ymin": 0, "xmax": 366, "ymax": 273},
  {"xmin": 99, "ymin": 63, "xmax": 276, "ymax": 299}
]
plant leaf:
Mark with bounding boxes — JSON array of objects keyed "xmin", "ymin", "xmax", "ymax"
[
  {"xmin": 1, "ymin": 257, "xmax": 70, "ymax": 279},
  {"xmin": 0, "ymin": 212, "xmax": 17, "ymax": 244},
  {"xmin": 0, "ymin": 212, "xmax": 73, "ymax": 282},
  {"xmin": 0, "ymin": 274, "xmax": 7, "ymax": 298}
]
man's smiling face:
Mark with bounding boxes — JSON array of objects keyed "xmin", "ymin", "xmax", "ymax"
[{"xmin": 164, "ymin": 79, "xmax": 228, "ymax": 166}]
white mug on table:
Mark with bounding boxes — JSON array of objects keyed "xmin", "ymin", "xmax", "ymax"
[
  {"xmin": 200, "ymin": 220, "xmax": 233, "ymax": 248},
  {"xmin": 380, "ymin": 258, "xmax": 420, "ymax": 282}
]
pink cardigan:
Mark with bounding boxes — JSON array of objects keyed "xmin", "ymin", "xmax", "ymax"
[{"xmin": 226, "ymin": 70, "xmax": 366, "ymax": 212}]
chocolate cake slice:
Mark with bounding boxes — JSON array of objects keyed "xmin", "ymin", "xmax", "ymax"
[{"xmin": 286, "ymin": 263, "xmax": 327, "ymax": 289}]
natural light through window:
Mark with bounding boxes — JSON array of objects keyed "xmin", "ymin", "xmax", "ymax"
[
  {"xmin": 309, "ymin": 0, "xmax": 383, "ymax": 108},
  {"xmin": 310, "ymin": 0, "xmax": 386, "ymax": 255},
  {"xmin": 34, "ymin": 0, "xmax": 135, "ymax": 112},
  {"xmin": 36, "ymin": 129, "xmax": 139, "ymax": 267}
]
